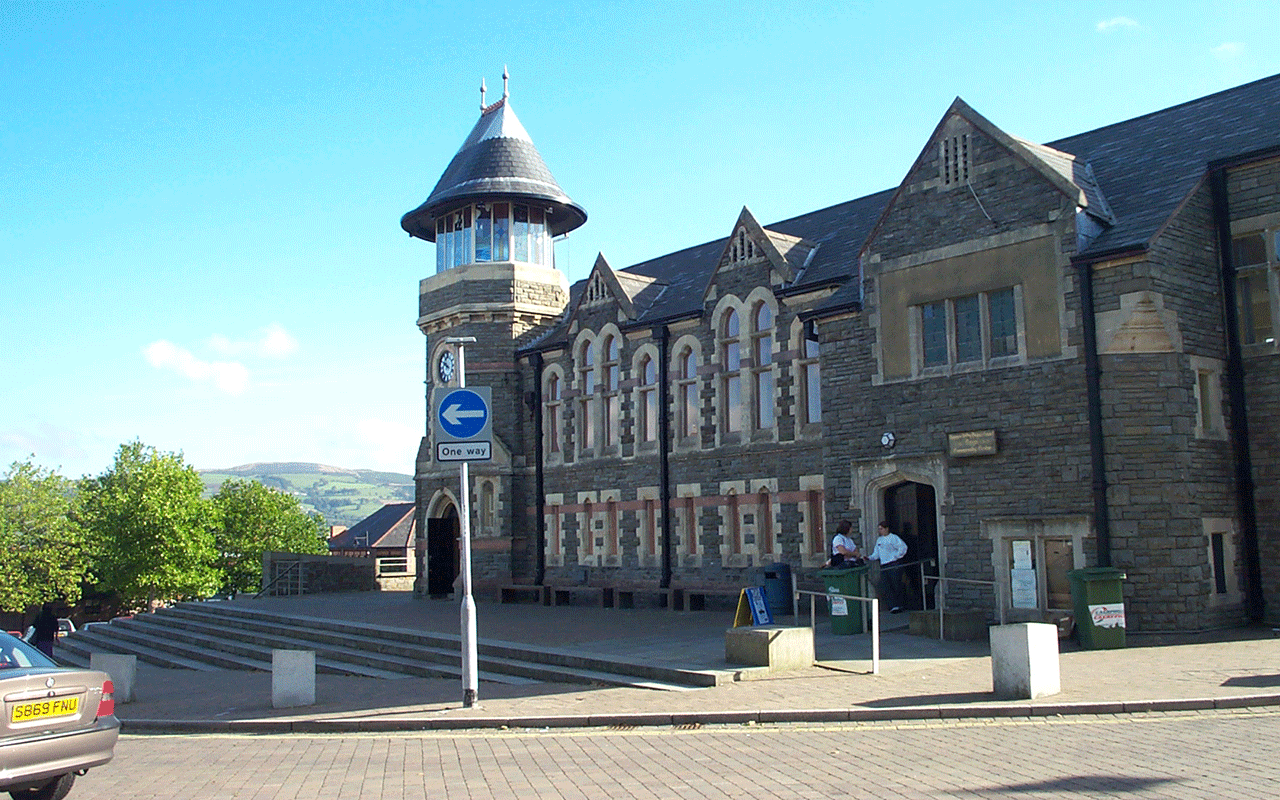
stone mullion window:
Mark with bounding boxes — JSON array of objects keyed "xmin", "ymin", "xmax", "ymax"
[
  {"xmin": 721, "ymin": 310, "xmax": 743, "ymax": 434},
  {"xmin": 637, "ymin": 355, "xmax": 657, "ymax": 444},
  {"xmin": 916, "ymin": 287, "xmax": 1022, "ymax": 373},
  {"xmin": 602, "ymin": 336, "xmax": 621, "ymax": 447},
  {"xmin": 751, "ymin": 304, "xmax": 776, "ymax": 430},
  {"xmin": 676, "ymin": 347, "xmax": 699, "ymax": 441},
  {"xmin": 1233, "ymin": 229, "xmax": 1277, "ymax": 346},
  {"xmin": 577, "ymin": 341, "xmax": 596, "ymax": 455},
  {"xmin": 799, "ymin": 336, "xmax": 822, "ymax": 425},
  {"xmin": 544, "ymin": 373, "xmax": 562, "ymax": 454},
  {"xmin": 757, "ymin": 489, "xmax": 773, "ymax": 557}
]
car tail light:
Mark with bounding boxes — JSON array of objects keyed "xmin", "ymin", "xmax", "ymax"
[{"xmin": 97, "ymin": 680, "xmax": 115, "ymax": 718}]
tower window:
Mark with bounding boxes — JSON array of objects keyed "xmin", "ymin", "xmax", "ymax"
[
  {"xmin": 434, "ymin": 201, "xmax": 553, "ymax": 271},
  {"xmin": 492, "ymin": 203, "xmax": 510, "ymax": 261}
]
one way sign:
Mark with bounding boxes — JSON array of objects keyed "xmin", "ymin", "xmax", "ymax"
[{"xmin": 432, "ymin": 387, "xmax": 493, "ymax": 462}]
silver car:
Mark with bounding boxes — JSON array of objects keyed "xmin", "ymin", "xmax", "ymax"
[{"xmin": 0, "ymin": 633, "xmax": 118, "ymax": 800}]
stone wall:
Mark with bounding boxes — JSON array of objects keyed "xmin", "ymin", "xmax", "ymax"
[
  {"xmin": 1231, "ymin": 157, "xmax": 1280, "ymax": 624},
  {"xmin": 260, "ymin": 552, "xmax": 376, "ymax": 595}
]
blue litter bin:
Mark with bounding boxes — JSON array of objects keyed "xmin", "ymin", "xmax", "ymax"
[{"xmin": 762, "ymin": 562, "xmax": 792, "ymax": 616}]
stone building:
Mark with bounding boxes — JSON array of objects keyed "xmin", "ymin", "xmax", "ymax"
[{"xmin": 402, "ymin": 73, "xmax": 1280, "ymax": 632}]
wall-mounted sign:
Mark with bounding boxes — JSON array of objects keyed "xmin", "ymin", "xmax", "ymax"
[
  {"xmin": 948, "ymin": 429, "xmax": 998, "ymax": 457},
  {"xmin": 1011, "ymin": 568, "xmax": 1038, "ymax": 609}
]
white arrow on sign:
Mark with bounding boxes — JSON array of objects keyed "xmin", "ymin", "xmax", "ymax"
[{"xmin": 443, "ymin": 404, "xmax": 486, "ymax": 426}]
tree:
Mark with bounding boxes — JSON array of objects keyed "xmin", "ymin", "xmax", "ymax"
[
  {"xmin": 213, "ymin": 479, "xmax": 327, "ymax": 593},
  {"xmin": 79, "ymin": 441, "xmax": 221, "ymax": 608},
  {"xmin": 0, "ymin": 460, "xmax": 89, "ymax": 612}
]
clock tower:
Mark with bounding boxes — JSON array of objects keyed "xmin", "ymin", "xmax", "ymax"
[{"xmin": 402, "ymin": 73, "xmax": 586, "ymax": 597}]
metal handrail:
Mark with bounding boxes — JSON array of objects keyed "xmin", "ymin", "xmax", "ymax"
[
  {"xmin": 877, "ymin": 558, "xmax": 1002, "ymax": 640},
  {"xmin": 917, "ymin": 572, "xmax": 1002, "ymax": 640},
  {"xmin": 795, "ymin": 588, "xmax": 880, "ymax": 675},
  {"xmin": 255, "ymin": 560, "xmax": 302, "ymax": 599}
]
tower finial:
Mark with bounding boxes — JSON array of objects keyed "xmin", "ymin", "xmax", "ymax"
[
  {"xmin": 480, "ymin": 77, "xmax": 487, "ymax": 111},
  {"xmin": 502, "ymin": 65, "xmax": 509, "ymax": 100}
]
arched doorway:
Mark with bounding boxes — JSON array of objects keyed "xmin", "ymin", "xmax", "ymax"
[
  {"xmin": 883, "ymin": 481, "xmax": 938, "ymax": 609},
  {"xmin": 426, "ymin": 504, "xmax": 460, "ymax": 598}
]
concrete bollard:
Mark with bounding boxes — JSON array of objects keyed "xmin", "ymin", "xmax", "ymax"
[
  {"xmin": 725, "ymin": 626, "xmax": 815, "ymax": 671},
  {"xmin": 990, "ymin": 623, "xmax": 1060, "ymax": 700},
  {"xmin": 272, "ymin": 649, "xmax": 315, "ymax": 709},
  {"xmin": 89, "ymin": 653, "xmax": 137, "ymax": 704}
]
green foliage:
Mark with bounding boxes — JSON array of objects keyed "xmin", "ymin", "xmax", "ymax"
[
  {"xmin": 0, "ymin": 460, "xmax": 90, "ymax": 612},
  {"xmin": 78, "ymin": 441, "xmax": 221, "ymax": 607},
  {"xmin": 213, "ymin": 479, "xmax": 327, "ymax": 593}
]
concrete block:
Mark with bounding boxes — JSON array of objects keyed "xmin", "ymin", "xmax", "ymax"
[
  {"xmin": 89, "ymin": 653, "xmax": 136, "ymax": 704},
  {"xmin": 990, "ymin": 623, "xmax": 1060, "ymax": 700},
  {"xmin": 724, "ymin": 626, "xmax": 814, "ymax": 671},
  {"xmin": 272, "ymin": 649, "xmax": 315, "ymax": 709}
]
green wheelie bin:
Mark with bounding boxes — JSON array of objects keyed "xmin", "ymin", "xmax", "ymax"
[
  {"xmin": 819, "ymin": 566, "xmax": 870, "ymax": 635},
  {"xmin": 1067, "ymin": 567, "xmax": 1127, "ymax": 649}
]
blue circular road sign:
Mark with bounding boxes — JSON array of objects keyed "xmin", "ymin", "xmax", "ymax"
[{"xmin": 437, "ymin": 389, "xmax": 489, "ymax": 440}]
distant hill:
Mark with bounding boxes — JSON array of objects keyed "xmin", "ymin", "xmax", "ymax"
[{"xmin": 199, "ymin": 463, "xmax": 414, "ymax": 527}]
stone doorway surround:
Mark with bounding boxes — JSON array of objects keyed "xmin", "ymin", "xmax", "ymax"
[{"xmin": 851, "ymin": 455, "xmax": 949, "ymax": 580}]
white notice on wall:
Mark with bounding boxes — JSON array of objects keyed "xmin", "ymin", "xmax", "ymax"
[
  {"xmin": 1011, "ymin": 568, "xmax": 1038, "ymax": 608},
  {"xmin": 1012, "ymin": 540, "xmax": 1033, "ymax": 570}
]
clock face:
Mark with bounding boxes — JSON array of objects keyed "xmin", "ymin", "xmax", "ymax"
[{"xmin": 438, "ymin": 351, "xmax": 455, "ymax": 383}]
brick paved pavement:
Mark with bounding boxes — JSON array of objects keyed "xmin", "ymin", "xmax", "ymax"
[
  {"xmin": 107, "ymin": 592, "xmax": 1280, "ymax": 732},
  {"xmin": 79, "ymin": 709, "xmax": 1280, "ymax": 799}
]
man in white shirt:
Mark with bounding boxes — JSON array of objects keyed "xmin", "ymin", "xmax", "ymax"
[{"xmin": 867, "ymin": 521, "xmax": 909, "ymax": 612}]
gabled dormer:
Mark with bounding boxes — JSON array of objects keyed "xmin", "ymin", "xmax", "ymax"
[
  {"xmin": 569, "ymin": 254, "xmax": 666, "ymax": 325},
  {"xmin": 705, "ymin": 207, "xmax": 817, "ymax": 299},
  {"xmin": 861, "ymin": 98, "xmax": 1115, "ymax": 265}
]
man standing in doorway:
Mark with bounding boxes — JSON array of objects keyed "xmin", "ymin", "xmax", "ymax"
[{"xmin": 868, "ymin": 522, "xmax": 909, "ymax": 613}]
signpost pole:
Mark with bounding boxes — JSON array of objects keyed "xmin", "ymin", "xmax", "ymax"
[{"xmin": 448, "ymin": 336, "xmax": 480, "ymax": 708}]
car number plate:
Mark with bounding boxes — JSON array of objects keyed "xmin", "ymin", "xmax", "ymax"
[{"xmin": 11, "ymin": 696, "xmax": 79, "ymax": 723}]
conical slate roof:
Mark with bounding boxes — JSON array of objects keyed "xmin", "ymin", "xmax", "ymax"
[{"xmin": 401, "ymin": 97, "xmax": 586, "ymax": 241}]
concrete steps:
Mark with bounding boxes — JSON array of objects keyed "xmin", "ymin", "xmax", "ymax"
[{"xmin": 60, "ymin": 602, "xmax": 722, "ymax": 691}]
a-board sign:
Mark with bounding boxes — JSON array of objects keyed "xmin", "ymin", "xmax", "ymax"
[{"xmin": 733, "ymin": 586, "xmax": 774, "ymax": 627}]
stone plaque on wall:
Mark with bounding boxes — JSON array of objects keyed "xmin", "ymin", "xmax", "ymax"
[{"xmin": 948, "ymin": 429, "xmax": 998, "ymax": 458}]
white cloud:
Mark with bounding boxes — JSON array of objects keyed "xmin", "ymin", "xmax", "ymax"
[
  {"xmin": 143, "ymin": 340, "xmax": 249, "ymax": 395},
  {"xmin": 1212, "ymin": 42, "xmax": 1245, "ymax": 60},
  {"xmin": 209, "ymin": 323, "xmax": 299, "ymax": 359},
  {"xmin": 1096, "ymin": 17, "xmax": 1139, "ymax": 33}
]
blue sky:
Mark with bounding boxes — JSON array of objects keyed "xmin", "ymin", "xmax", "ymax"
[{"xmin": 3, "ymin": 1, "xmax": 1278, "ymax": 479}]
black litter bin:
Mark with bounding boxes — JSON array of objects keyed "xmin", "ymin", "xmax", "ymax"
[
  {"xmin": 762, "ymin": 563, "xmax": 792, "ymax": 616},
  {"xmin": 1067, "ymin": 567, "xmax": 1127, "ymax": 649},
  {"xmin": 818, "ymin": 566, "xmax": 870, "ymax": 635}
]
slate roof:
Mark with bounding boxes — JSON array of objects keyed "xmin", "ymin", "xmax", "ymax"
[
  {"xmin": 1049, "ymin": 72, "xmax": 1280, "ymax": 257},
  {"xmin": 521, "ymin": 73, "xmax": 1280, "ymax": 346},
  {"xmin": 329, "ymin": 502, "xmax": 415, "ymax": 551},
  {"xmin": 402, "ymin": 98, "xmax": 587, "ymax": 241},
  {"xmin": 520, "ymin": 190, "xmax": 893, "ymax": 351}
]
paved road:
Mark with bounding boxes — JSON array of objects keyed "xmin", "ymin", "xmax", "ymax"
[{"xmin": 78, "ymin": 709, "xmax": 1278, "ymax": 799}]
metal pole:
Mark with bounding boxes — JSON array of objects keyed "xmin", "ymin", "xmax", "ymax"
[
  {"xmin": 450, "ymin": 337, "xmax": 479, "ymax": 708},
  {"xmin": 870, "ymin": 597, "xmax": 880, "ymax": 675}
]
